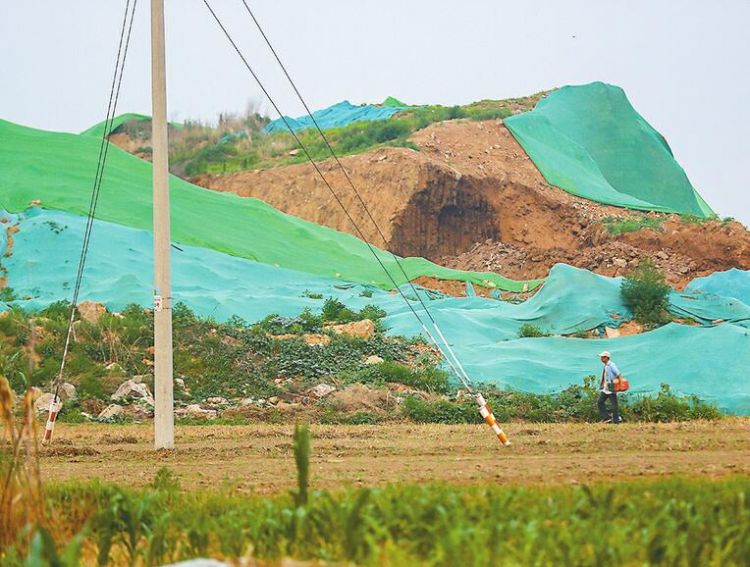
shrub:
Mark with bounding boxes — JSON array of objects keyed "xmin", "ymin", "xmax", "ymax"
[
  {"xmin": 321, "ymin": 298, "xmax": 357, "ymax": 323},
  {"xmin": 349, "ymin": 361, "xmax": 450, "ymax": 394},
  {"xmin": 401, "ymin": 395, "xmax": 477, "ymax": 423},
  {"xmin": 621, "ymin": 259, "xmax": 671, "ymax": 327},
  {"xmin": 518, "ymin": 323, "xmax": 550, "ymax": 338}
]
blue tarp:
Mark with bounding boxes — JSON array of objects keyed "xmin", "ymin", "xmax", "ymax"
[
  {"xmin": 264, "ymin": 100, "xmax": 406, "ymax": 133},
  {"xmin": 2, "ymin": 208, "xmax": 749, "ymax": 413}
]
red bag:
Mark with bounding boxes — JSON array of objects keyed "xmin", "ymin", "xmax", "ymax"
[{"xmin": 613, "ymin": 376, "xmax": 630, "ymax": 392}]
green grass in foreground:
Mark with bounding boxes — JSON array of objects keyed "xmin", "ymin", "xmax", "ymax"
[{"xmin": 1, "ymin": 476, "xmax": 748, "ymax": 566}]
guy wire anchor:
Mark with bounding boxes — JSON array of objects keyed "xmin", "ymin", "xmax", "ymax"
[{"xmin": 476, "ymin": 393, "xmax": 511, "ymax": 446}]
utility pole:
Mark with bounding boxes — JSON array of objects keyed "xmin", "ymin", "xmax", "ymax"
[{"xmin": 151, "ymin": 0, "xmax": 174, "ymax": 449}]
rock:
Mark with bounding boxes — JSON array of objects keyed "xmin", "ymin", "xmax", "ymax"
[
  {"xmin": 98, "ymin": 404, "xmax": 124, "ymax": 420},
  {"xmin": 127, "ymin": 404, "xmax": 153, "ymax": 419},
  {"xmin": 175, "ymin": 377, "xmax": 187, "ymax": 391},
  {"xmin": 268, "ymin": 396, "xmax": 280, "ymax": 405},
  {"xmin": 656, "ymin": 251, "xmax": 669, "ymax": 260},
  {"xmin": 288, "ymin": 149, "xmax": 300, "ymax": 156},
  {"xmin": 111, "ymin": 379, "xmax": 154, "ymax": 406},
  {"xmin": 34, "ymin": 393, "xmax": 59, "ymax": 413},
  {"xmin": 239, "ymin": 397, "xmax": 255, "ymax": 406},
  {"xmin": 303, "ymin": 333, "xmax": 331, "ymax": 347},
  {"xmin": 28, "ymin": 386, "xmax": 43, "ymax": 402},
  {"xmin": 59, "ymin": 382, "xmax": 77, "ymax": 401},
  {"xmin": 310, "ymin": 383, "xmax": 336, "ymax": 398},
  {"xmin": 604, "ymin": 327, "xmax": 621, "ymax": 338},
  {"xmin": 364, "ymin": 355, "xmax": 384, "ymax": 365},
  {"xmin": 332, "ymin": 384, "xmax": 390, "ymax": 411},
  {"xmin": 77, "ymin": 301, "xmax": 107, "ymax": 323},
  {"xmin": 204, "ymin": 396, "xmax": 228, "ymax": 406},
  {"xmin": 182, "ymin": 404, "xmax": 217, "ymax": 419},
  {"xmin": 612, "ymin": 258, "xmax": 627, "ymax": 269},
  {"xmin": 328, "ymin": 319, "xmax": 376, "ymax": 340}
]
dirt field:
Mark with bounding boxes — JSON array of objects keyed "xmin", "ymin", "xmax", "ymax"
[{"xmin": 38, "ymin": 420, "xmax": 750, "ymax": 493}]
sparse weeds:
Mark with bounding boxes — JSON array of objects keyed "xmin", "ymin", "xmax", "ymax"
[
  {"xmin": 518, "ymin": 323, "xmax": 551, "ymax": 338},
  {"xmin": 600, "ymin": 215, "xmax": 664, "ymax": 235}
]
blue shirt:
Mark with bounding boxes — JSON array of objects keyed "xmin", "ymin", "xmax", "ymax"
[{"xmin": 601, "ymin": 360, "xmax": 621, "ymax": 393}]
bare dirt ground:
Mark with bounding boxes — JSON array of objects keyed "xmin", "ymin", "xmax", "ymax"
[{"xmin": 39, "ymin": 420, "xmax": 750, "ymax": 493}]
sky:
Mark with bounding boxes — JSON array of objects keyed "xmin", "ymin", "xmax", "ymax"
[{"xmin": 1, "ymin": 0, "xmax": 748, "ymax": 225}]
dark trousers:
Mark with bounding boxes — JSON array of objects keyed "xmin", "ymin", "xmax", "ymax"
[{"xmin": 597, "ymin": 391, "xmax": 620, "ymax": 422}]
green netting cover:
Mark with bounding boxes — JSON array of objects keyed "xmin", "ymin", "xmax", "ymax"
[
  {"xmin": 686, "ymin": 269, "xmax": 750, "ymax": 305},
  {"xmin": 2, "ymin": 208, "xmax": 747, "ymax": 413},
  {"xmin": 382, "ymin": 96, "xmax": 408, "ymax": 108},
  {"xmin": 505, "ymin": 82, "xmax": 714, "ymax": 216},
  {"xmin": 80, "ymin": 113, "xmax": 151, "ymax": 138},
  {"xmin": 0, "ymin": 119, "xmax": 538, "ymax": 291},
  {"xmin": 264, "ymin": 100, "xmax": 406, "ymax": 133},
  {"xmin": 3, "ymin": 208, "xmax": 748, "ymax": 412}
]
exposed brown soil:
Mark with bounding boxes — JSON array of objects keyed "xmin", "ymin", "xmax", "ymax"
[
  {"xmin": 40, "ymin": 420, "xmax": 750, "ymax": 493},
  {"xmin": 443, "ymin": 219, "xmax": 750, "ymax": 290},
  {"xmin": 189, "ymin": 119, "xmax": 749, "ymax": 287}
]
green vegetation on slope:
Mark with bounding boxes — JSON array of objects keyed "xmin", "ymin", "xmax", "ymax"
[
  {"xmin": 0, "ymin": 118, "xmax": 537, "ymax": 290},
  {"xmin": 0, "ymin": 302, "xmax": 719, "ymax": 424},
  {"xmin": 99, "ymin": 95, "xmax": 542, "ymax": 177},
  {"xmin": 2, "ymin": 476, "xmax": 747, "ymax": 565}
]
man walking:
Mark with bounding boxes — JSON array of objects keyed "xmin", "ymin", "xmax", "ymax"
[{"xmin": 598, "ymin": 351, "xmax": 622, "ymax": 424}]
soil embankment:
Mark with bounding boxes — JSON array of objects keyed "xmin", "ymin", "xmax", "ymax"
[{"xmin": 124, "ymin": 118, "xmax": 748, "ymax": 287}]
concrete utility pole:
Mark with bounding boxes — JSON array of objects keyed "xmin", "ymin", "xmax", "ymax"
[{"xmin": 151, "ymin": 0, "xmax": 174, "ymax": 450}]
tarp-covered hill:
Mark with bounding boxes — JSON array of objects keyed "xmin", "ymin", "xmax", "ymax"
[
  {"xmin": 0, "ymin": 118, "xmax": 535, "ymax": 291},
  {"xmin": 505, "ymin": 82, "xmax": 714, "ymax": 217}
]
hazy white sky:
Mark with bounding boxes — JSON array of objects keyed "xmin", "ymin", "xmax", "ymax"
[{"xmin": 1, "ymin": 1, "xmax": 748, "ymax": 224}]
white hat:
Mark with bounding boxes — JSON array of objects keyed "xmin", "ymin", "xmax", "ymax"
[{"xmin": 599, "ymin": 351, "xmax": 611, "ymax": 358}]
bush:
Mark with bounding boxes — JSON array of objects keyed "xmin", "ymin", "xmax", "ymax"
[
  {"xmin": 348, "ymin": 361, "xmax": 450, "ymax": 394},
  {"xmin": 627, "ymin": 383, "xmax": 721, "ymax": 422},
  {"xmin": 321, "ymin": 298, "xmax": 357, "ymax": 323},
  {"xmin": 401, "ymin": 396, "xmax": 477, "ymax": 423},
  {"xmin": 518, "ymin": 323, "xmax": 550, "ymax": 338},
  {"xmin": 621, "ymin": 259, "xmax": 671, "ymax": 327}
]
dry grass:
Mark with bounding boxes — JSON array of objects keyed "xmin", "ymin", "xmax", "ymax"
[
  {"xmin": 0, "ymin": 376, "xmax": 44, "ymax": 548},
  {"xmin": 38, "ymin": 419, "xmax": 750, "ymax": 494}
]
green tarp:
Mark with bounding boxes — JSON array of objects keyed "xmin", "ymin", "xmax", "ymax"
[
  {"xmin": 0, "ymin": 119, "xmax": 539, "ymax": 291},
  {"xmin": 2, "ymin": 208, "xmax": 747, "ymax": 413},
  {"xmin": 505, "ymin": 82, "xmax": 714, "ymax": 217},
  {"xmin": 80, "ymin": 112, "xmax": 151, "ymax": 138}
]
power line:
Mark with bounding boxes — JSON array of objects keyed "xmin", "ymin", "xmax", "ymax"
[
  {"xmin": 200, "ymin": 0, "xmax": 473, "ymax": 388},
  {"xmin": 44, "ymin": 0, "xmax": 139, "ymax": 443},
  {"xmin": 204, "ymin": 0, "xmax": 475, "ymax": 389}
]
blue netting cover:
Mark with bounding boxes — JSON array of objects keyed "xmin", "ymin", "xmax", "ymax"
[{"xmin": 264, "ymin": 100, "xmax": 405, "ymax": 133}]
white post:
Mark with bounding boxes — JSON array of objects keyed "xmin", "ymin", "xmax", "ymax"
[{"xmin": 151, "ymin": 0, "xmax": 174, "ymax": 450}]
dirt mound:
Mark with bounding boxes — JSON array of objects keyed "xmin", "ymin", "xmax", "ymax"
[
  {"xmin": 168, "ymin": 118, "xmax": 749, "ymax": 285},
  {"xmin": 444, "ymin": 218, "xmax": 750, "ymax": 288}
]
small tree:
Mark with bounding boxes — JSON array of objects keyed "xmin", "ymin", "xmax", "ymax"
[{"xmin": 621, "ymin": 259, "xmax": 671, "ymax": 328}]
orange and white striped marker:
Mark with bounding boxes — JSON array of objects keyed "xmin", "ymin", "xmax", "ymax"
[
  {"xmin": 476, "ymin": 393, "xmax": 510, "ymax": 446},
  {"xmin": 42, "ymin": 395, "xmax": 62, "ymax": 445}
]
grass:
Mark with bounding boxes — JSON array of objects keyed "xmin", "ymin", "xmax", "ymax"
[
  {"xmin": 1, "ymin": 474, "xmax": 747, "ymax": 566},
  {"xmin": 109, "ymin": 94, "xmax": 543, "ymax": 178},
  {"xmin": 517, "ymin": 323, "xmax": 551, "ymax": 338},
  {"xmin": 0, "ymin": 301, "xmax": 722, "ymax": 425},
  {"xmin": 401, "ymin": 378, "xmax": 720, "ymax": 424},
  {"xmin": 600, "ymin": 215, "xmax": 665, "ymax": 235}
]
